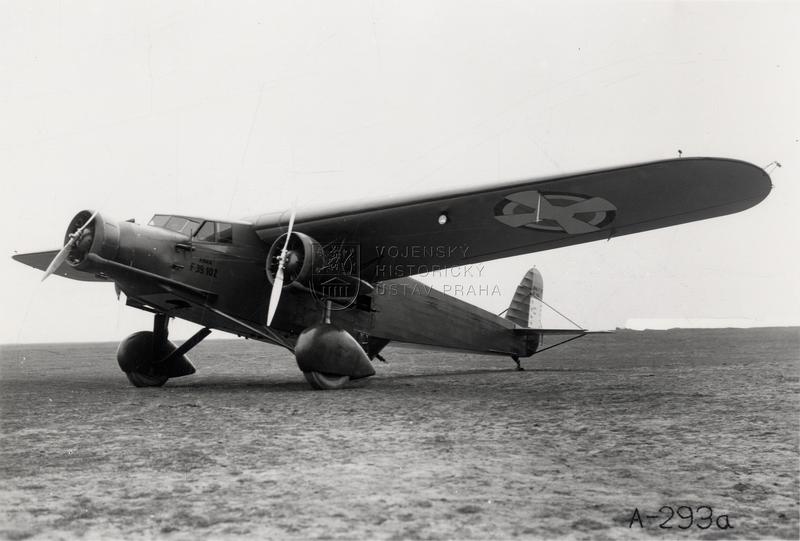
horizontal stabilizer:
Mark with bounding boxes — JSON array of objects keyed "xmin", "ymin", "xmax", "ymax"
[{"xmin": 513, "ymin": 328, "xmax": 611, "ymax": 336}]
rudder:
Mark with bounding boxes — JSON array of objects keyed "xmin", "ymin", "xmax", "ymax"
[{"xmin": 505, "ymin": 267, "xmax": 543, "ymax": 329}]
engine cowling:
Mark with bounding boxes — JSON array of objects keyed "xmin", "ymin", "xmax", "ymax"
[
  {"xmin": 63, "ymin": 209, "xmax": 120, "ymax": 270},
  {"xmin": 265, "ymin": 231, "xmax": 325, "ymax": 289}
]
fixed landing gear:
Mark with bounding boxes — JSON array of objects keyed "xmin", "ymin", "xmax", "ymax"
[
  {"xmin": 116, "ymin": 313, "xmax": 210, "ymax": 387},
  {"xmin": 294, "ymin": 324, "xmax": 375, "ymax": 390},
  {"xmin": 512, "ymin": 355, "xmax": 525, "ymax": 371},
  {"xmin": 293, "ymin": 301, "xmax": 376, "ymax": 390},
  {"xmin": 303, "ymin": 371, "xmax": 350, "ymax": 390}
]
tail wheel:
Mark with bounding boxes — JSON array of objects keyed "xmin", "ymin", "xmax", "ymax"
[
  {"xmin": 125, "ymin": 371, "xmax": 168, "ymax": 387},
  {"xmin": 303, "ymin": 371, "xmax": 349, "ymax": 390}
]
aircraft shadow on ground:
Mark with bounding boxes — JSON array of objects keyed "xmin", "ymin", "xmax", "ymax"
[
  {"xmin": 0, "ymin": 366, "xmax": 602, "ymax": 397},
  {"xmin": 161, "ymin": 366, "xmax": 602, "ymax": 393},
  {"xmin": 378, "ymin": 366, "xmax": 601, "ymax": 381}
]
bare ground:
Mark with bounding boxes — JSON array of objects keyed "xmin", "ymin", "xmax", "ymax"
[{"xmin": 1, "ymin": 327, "xmax": 798, "ymax": 540}]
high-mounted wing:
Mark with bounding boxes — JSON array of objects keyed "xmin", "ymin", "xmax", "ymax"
[{"xmin": 252, "ymin": 158, "xmax": 771, "ymax": 282}]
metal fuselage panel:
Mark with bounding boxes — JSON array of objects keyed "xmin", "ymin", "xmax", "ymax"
[
  {"xmin": 79, "ymin": 219, "xmax": 527, "ymax": 355},
  {"xmin": 367, "ymin": 278, "xmax": 528, "ymax": 357},
  {"xmin": 104, "ymin": 222, "xmax": 271, "ymax": 329},
  {"xmin": 265, "ymin": 278, "xmax": 528, "ymax": 357}
]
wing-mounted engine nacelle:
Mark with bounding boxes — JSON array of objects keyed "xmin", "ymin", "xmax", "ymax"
[
  {"xmin": 62, "ymin": 209, "xmax": 120, "ymax": 270},
  {"xmin": 265, "ymin": 231, "xmax": 325, "ymax": 289}
]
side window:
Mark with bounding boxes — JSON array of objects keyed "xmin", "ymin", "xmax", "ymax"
[
  {"xmin": 217, "ymin": 223, "xmax": 233, "ymax": 244},
  {"xmin": 185, "ymin": 219, "xmax": 202, "ymax": 236},
  {"xmin": 195, "ymin": 221, "xmax": 215, "ymax": 241}
]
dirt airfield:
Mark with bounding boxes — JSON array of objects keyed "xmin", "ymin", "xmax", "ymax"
[{"xmin": 1, "ymin": 327, "xmax": 798, "ymax": 540}]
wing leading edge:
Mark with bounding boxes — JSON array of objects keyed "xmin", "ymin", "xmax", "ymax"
[{"xmin": 252, "ymin": 157, "xmax": 771, "ymax": 282}]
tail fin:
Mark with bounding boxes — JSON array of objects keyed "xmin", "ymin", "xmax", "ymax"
[{"xmin": 505, "ymin": 267, "xmax": 543, "ymax": 329}]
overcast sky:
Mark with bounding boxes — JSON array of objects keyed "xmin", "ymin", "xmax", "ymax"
[{"xmin": 1, "ymin": 1, "xmax": 798, "ymax": 344}]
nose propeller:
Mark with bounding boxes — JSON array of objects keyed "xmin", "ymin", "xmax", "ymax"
[
  {"xmin": 266, "ymin": 207, "xmax": 296, "ymax": 326},
  {"xmin": 41, "ymin": 211, "xmax": 99, "ymax": 282}
]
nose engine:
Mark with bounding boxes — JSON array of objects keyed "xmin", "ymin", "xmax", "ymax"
[{"xmin": 62, "ymin": 210, "xmax": 120, "ymax": 270}]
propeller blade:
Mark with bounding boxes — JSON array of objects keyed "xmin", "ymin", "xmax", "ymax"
[
  {"xmin": 279, "ymin": 207, "xmax": 296, "ymax": 255},
  {"xmin": 266, "ymin": 268, "xmax": 284, "ymax": 326},
  {"xmin": 75, "ymin": 210, "xmax": 99, "ymax": 237},
  {"xmin": 265, "ymin": 206, "xmax": 297, "ymax": 327},
  {"xmin": 285, "ymin": 207, "xmax": 296, "ymax": 243},
  {"xmin": 41, "ymin": 243, "xmax": 74, "ymax": 282},
  {"xmin": 41, "ymin": 211, "xmax": 99, "ymax": 282}
]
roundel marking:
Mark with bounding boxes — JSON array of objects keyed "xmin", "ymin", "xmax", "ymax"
[{"xmin": 494, "ymin": 190, "xmax": 617, "ymax": 234}]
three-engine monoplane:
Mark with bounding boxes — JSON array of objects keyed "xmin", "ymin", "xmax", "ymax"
[{"xmin": 13, "ymin": 157, "xmax": 771, "ymax": 389}]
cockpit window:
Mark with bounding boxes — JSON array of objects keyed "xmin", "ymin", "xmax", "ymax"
[
  {"xmin": 195, "ymin": 221, "xmax": 215, "ymax": 241},
  {"xmin": 191, "ymin": 221, "xmax": 234, "ymax": 243},
  {"xmin": 165, "ymin": 216, "xmax": 196, "ymax": 235},
  {"xmin": 150, "ymin": 215, "xmax": 225, "ymax": 240},
  {"xmin": 163, "ymin": 216, "xmax": 201, "ymax": 236},
  {"xmin": 217, "ymin": 223, "xmax": 233, "ymax": 244},
  {"xmin": 148, "ymin": 215, "xmax": 169, "ymax": 227}
]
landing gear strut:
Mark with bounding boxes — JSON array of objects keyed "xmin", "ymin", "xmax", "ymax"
[
  {"xmin": 116, "ymin": 313, "xmax": 210, "ymax": 387},
  {"xmin": 512, "ymin": 355, "xmax": 525, "ymax": 371}
]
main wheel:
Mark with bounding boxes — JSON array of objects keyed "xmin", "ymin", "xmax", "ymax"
[
  {"xmin": 125, "ymin": 371, "xmax": 168, "ymax": 387},
  {"xmin": 117, "ymin": 330, "xmax": 174, "ymax": 388},
  {"xmin": 303, "ymin": 371, "xmax": 350, "ymax": 390}
]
